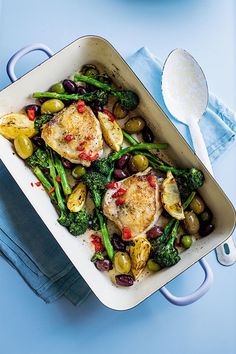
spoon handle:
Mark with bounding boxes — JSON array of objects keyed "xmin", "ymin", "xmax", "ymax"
[
  {"xmin": 189, "ymin": 118, "xmax": 236, "ymax": 266},
  {"xmin": 188, "ymin": 119, "xmax": 213, "ymax": 175}
]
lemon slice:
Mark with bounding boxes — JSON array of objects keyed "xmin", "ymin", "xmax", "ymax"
[
  {"xmin": 161, "ymin": 170, "xmax": 185, "ymax": 220},
  {"xmin": 98, "ymin": 111, "xmax": 123, "ymax": 151},
  {"xmin": 0, "ymin": 113, "xmax": 36, "ymax": 140}
]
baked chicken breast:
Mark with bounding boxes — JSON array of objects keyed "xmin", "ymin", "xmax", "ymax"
[
  {"xmin": 41, "ymin": 103, "xmax": 103, "ymax": 166},
  {"xmin": 103, "ymin": 170, "xmax": 162, "ymax": 239}
]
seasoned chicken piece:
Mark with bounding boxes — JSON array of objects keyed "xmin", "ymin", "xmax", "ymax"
[
  {"xmin": 41, "ymin": 103, "xmax": 103, "ymax": 166},
  {"xmin": 103, "ymin": 170, "xmax": 162, "ymax": 239}
]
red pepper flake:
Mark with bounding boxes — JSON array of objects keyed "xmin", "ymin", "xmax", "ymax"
[
  {"xmin": 105, "ymin": 182, "xmax": 119, "ymax": 189},
  {"xmin": 147, "ymin": 175, "xmax": 156, "ymax": 189},
  {"xmin": 123, "ymin": 226, "xmax": 132, "ymax": 240},
  {"xmin": 112, "ymin": 188, "xmax": 127, "ymax": 198},
  {"xmin": 56, "ymin": 175, "xmax": 61, "ymax": 183},
  {"xmin": 76, "ymin": 146, "xmax": 85, "ymax": 151},
  {"xmin": 48, "ymin": 186, "xmax": 55, "ymax": 195},
  {"xmin": 87, "ymin": 134, "xmax": 94, "ymax": 140},
  {"xmin": 35, "ymin": 181, "xmax": 41, "ymax": 187},
  {"xmin": 103, "ymin": 109, "xmax": 115, "ymax": 122},
  {"xmin": 27, "ymin": 108, "xmax": 36, "ymax": 121},
  {"xmin": 90, "ymin": 234, "xmax": 104, "ymax": 252},
  {"xmin": 79, "ymin": 152, "xmax": 99, "ymax": 161},
  {"xmin": 64, "ymin": 134, "xmax": 75, "ymax": 142},
  {"xmin": 115, "ymin": 197, "xmax": 125, "ymax": 206}
]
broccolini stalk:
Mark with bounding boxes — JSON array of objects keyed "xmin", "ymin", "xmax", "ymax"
[
  {"xmin": 96, "ymin": 210, "xmax": 114, "ymax": 260},
  {"xmin": 54, "ymin": 153, "xmax": 72, "ymax": 196},
  {"xmin": 73, "ymin": 73, "xmax": 139, "ymax": 110},
  {"xmin": 47, "ymin": 149, "xmax": 65, "ymax": 211},
  {"xmin": 33, "ymin": 166, "xmax": 55, "ymax": 200},
  {"xmin": 33, "ymin": 90, "xmax": 108, "ymax": 106}
]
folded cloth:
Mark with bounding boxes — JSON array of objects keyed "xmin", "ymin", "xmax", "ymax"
[{"xmin": 0, "ymin": 47, "xmax": 235, "ymax": 305}]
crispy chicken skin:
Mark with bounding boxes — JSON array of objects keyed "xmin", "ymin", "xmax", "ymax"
[
  {"xmin": 103, "ymin": 170, "xmax": 162, "ymax": 239},
  {"xmin": 41, "ymin": 103, "xmax": 103, "ymax": 166}
]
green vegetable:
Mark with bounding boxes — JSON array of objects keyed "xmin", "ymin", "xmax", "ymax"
[
  {"xmin": 34, "ymin": 114, "xmax": 52, "ymax": 130},
  {"xmin": 54, "ymin": 152, "xmax": 72, "ymax": 195},
  {"xmin": 82, "ymin": 172, "xmax": 114, "ymax": 260},
  {"xmin": 89, "ymin": 210, "xmax": 101, "ymax": 231},
  {"xmin": 122, "ymin": 130, "xmax": 204, "ymax": 199},
  {"xmin": 91, "ymin": 251, "xmax": 104, "ymax": 262},
  {"xmin": 92, "ymin": 142, "xmax": 168, "ymax": 177},
  {"xmin": 181, "ymin": 235, "xmax": 193, "ymax": 249},
  {"xmin": 73, "ymin": 73, "xmax": 139, "ymax": 110},
  {"xmin": 33, "ymin": 166, "xmax": 55, "ymax": 200},
  {"xmin": 26, "ymin": 148, "xmax": 49, "ymax": 169},
  {"xmin": 47, "ymin": 148, "xmax": 65, "ymax": 212},
  {"xmin": 150, "ymin": 192, "xmax": 196, "ymax": 267},
  {"xmin": 33, "ymin": 90, "xmax": 108, "ymax": 106}
]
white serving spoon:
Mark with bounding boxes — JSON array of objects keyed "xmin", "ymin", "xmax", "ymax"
[{"xmin": 162, "ymin": 48, "xmax": 236, "ymax": 266}]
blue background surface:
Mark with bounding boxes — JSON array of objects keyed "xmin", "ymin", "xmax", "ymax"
[{"xmin": 0, "ymin": 1, "xmax": 235, "ymax": 353}]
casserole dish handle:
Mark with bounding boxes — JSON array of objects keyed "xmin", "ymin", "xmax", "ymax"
[
  {"xmin": 160, "ymin": 258, "xmax": 213, "ymax": 305},
  {"xmin": 7, "ymin": 43, "xmax": 54, "ymax": 82}
]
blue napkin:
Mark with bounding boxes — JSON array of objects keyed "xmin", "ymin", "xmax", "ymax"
[{"xmin": 0, "ymin": 47, "xmax": 235, "ymax": 305}]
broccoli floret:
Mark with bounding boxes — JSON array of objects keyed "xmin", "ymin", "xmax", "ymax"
[
  {"xmin": 58, "ymin": 209, "xmax": 89, "ymax": 236},
  {"xmin": 26, "ymin": 149, "xmax": 49, "ymax": 169},
  {"xmin": 89, "ymin": 210, "xmax": 101, "ymax": 231},
  {"xmin": 82, "ymin": 172, "xmax": 107, "ymax": 208},
  {"xmin": 34, "ymin": 114, "xmax": 52, "ymax": 130},
  {"xmin": 73, "ymin": 73, "xmax": 139, "ymax": 110},
  {"xmin": 175, "ymin": 168, "xmax": 204, "ymax": 201},
  {"xmin": 91, "ymin": 251, "xmax": 104, "ymax": 262},
  {"xmin": 152, "ymin": 221, "xmax": 180, "ymax": 268}
]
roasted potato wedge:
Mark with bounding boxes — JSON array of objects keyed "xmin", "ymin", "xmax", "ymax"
[
  {"xmin": 67, "ymin": 182, "xmax": 87, "ymax": 213},
  {"xmin": 0, "ymin": 113, "xmax": 36, "ymax": 140},
  {"xmin": 130, "ymin": 236, "xmax": 151, "ymax": 279},
  {"xmin": 97, "ymin": 111, "xmax": 123, "ymax": 151},
  {"xmin": 161, "ymin": 171, "xmax": 184, "ymax": 220}
]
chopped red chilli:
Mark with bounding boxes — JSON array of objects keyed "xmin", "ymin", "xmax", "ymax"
[
  {"xmin": 147, "ymin": 175, "xmax": 156, "ymax": 189},
  {"xmin": 103, "ymin": 109, "xmax": 115, "ymax": 122},
  {"xmin": 87, "ymin": 134, "xmax": 94, "ymax": 140},
  {"xmin": 56, "ymin": 175, "xmax": 61, "ymax": 183},
  {"xmin": 27, "ymin": 109, "xmax": 36, "ymax": 121},
  {"xmin": 105, "ymin": 182, "xmax": 119, "ymax": 189},
  {"xmin": 123, "ymin": 227, "xmax": 132, "ymax": 240},
  {"xmin": 112, "ymin": 188, "xmax": 127, "ymax": 198},
  {"xmin": 64, "ymin": 134, "xmax": 75, "ymax": 142},
  {"xmin": 90, "ymin": 234, "xmax": 104, "ymax": 252},
  {"xmin": 35, "ymin": 181, "xmax": 41, "ymax": 187},
  {"xmin": 115, "ymin": 197, "xmax": 125, "ymax": 206},
  {"xmin": 79, "ymin": 152, "xmax": 99, "ymax": 161}
]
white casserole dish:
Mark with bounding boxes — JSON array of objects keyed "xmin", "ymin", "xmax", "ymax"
[{"xmin": 1, "ymin": 36, "xmax": 235, "ymax": 310}]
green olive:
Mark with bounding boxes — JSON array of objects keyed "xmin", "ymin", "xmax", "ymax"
[
  {"xmin": 129, "ymin": 154, "xmax": 149, "ymax": 172},
  {"xmin": 51, "ymin": 82, "xmax": 65, "ymax": 94},
  {"xmin": 124, "ymin": 116, "xmax": 146, "ymax": 134},
  {"xmin": 183, "ymin": 211, "xmax": 200, "ymax": 235},
  {"xmin": 81, "ymin": 64, "xmax": 99, "ymax": 77},
  {"xmin": 147, "ymin": 259, "xmax": 161, "ymax": 272},
  {"xmin": 72, "ymin": 165, "xmax": 86, "ymax": 179},
  {"xmin": 189, "ymin": 195, "xmax": 205, "ymax": 214},
  {"xmin": 41, "ymin": 99, "xmax": 65, "ymax": 114},
  {"xmin": 14, "ymin": 135, "xmax": 33, "ymax": 159},
  {"xmin": 113, "ymin": 101, "xmax": 128, "ymax": 119},
  {"xmin": 181, "ymin": 235, "xmax": 193, "ymax": 249},
  {"xmin": 199, "ymin": 209, "xmax": 212, "ymax": 223},
  {"xmin": 114, "ymin": 251, "xmax": 131, "ymax": 274}
]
